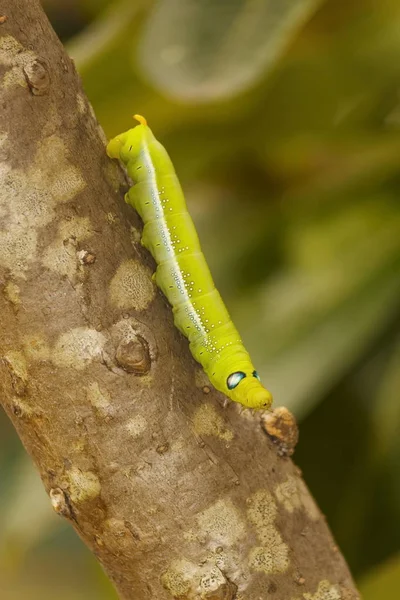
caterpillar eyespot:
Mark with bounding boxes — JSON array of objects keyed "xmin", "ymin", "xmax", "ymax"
[
  {"xmin": 227, "ymin": 371, "xmax": 246, "ymax": 390},
  {"xmin": 107, "ymin": 115, "xmax": 273, "ymax": 410}
]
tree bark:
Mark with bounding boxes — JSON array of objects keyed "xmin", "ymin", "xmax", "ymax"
[{"xmin": 0, "ymin": 2, "xmax": 360, "ymax": 599}]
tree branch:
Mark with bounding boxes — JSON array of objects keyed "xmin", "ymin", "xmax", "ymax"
[{"xmin": 0, "ymin": 2, "xmax": 360, "ymax": 599}]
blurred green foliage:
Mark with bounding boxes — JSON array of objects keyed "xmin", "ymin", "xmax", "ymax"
[{"xmin": 1, "ymin": 0, "xmax": 400, "ymax": 597}]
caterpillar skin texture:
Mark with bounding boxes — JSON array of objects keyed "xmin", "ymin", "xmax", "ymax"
[{"xmin": 107, "ymin": 115, "xmax": 272, "ymax": 410}]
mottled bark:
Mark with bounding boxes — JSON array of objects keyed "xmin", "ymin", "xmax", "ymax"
[{"xmin": 0, "ymin": 2, "xmax": 360, "ymax": 599}]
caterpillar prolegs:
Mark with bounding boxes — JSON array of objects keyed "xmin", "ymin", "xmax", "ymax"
[{"xmin": 107, "ymin": 115, "xmax": 273, "ymax": 410}]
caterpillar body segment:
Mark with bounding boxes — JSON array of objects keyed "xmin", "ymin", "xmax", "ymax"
[{"xmin": 107, "ymin": 116, "xmax": 273, "ymax": 410}]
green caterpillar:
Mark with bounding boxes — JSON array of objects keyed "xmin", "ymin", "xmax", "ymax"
[{"xmin": 107, "ymin": 115, "xmax": 272, "ymax": 410}]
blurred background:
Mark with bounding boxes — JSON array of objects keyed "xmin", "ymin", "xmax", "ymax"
[{"xmin": 1, "ymin": 0, "xmax": 400, "ymax": 597}]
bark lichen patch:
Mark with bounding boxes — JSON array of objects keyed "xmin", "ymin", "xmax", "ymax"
[
  {"xmin": 65, "ymin": 467, "xmax": 101, "ymax": 503},
  {"xmin": 0, "ymin": 224, "xmax": 38, "ymax": 281},
  {"xmin": 0, "ymin": 135, "xmax": 86, "ymax": 278},
  {"xmin": 198, "ymin": 566, "xmax": 237, "ymax": 599},
  {"xmin": 42, "ymin": 238, "xmax": 80, "ymax": 280},
  {"xmin": 275, "ymin": 475, "xmax": 320, "ymax": 522},
  {"xmin": 37, "ymin": 136, "xmax": 87, "ymax": 202},
  {"xmin": 41, "ymin": 216, "xmax": 93, "ymax": 280},
  {"xmin": 0, "ymin": 35, "xmax": 36, "ymax": 89},
  {"xmin": 247, "ymin": 489, "xmax": 276, "ymax": 527},
  {"xmin": 3, "ymin": 66, "xmax": 28, "ymax": 89},
  {"xmin": 246, "ymin": 490, "xmax": 289, "ymax": 575},
  {"xmin": 201, "ymin": 546, "xmax": 240, "ymax": 580},
  {"xmin": 248, "ymin": 541, "xmax": 289, "ymax": 576},
  {"xmin": 126, "ymin": 414, "xmax": 148, "ymax": 438},
  {"xmin": 303, "ymin": 580, "xmax": 342, "ymax": 600},
  {"xmin": 196, "ymin": 499, "xmax": 246, "ymax": 547},
  {"xmin": 0, "ymin": 35, "xmax": 30, "ymax": 64},
  {"xmin": 275, "ymin": 475, "xmax": 303, "ymax": 513},
  {"xmin": 193, "ymin": 404, "xmax": 234, "ymax": 442},
  {"xmin": 161, "ymin": 559, "xmax": 236, "ymax": 600},
  {"xmin": 109, "ymin": 259, "xmax": 155, "ymax": 310},
  {"xmin": 161, "ymin": 560, "xmax": 193, "ymax": 598},
  {"xmin": 86, "ymin": 382, "xmax": 112, "ymax": 418},
  {"xmin": 52, "ymin": 327, "xmax": 107, "ymax": 370}
]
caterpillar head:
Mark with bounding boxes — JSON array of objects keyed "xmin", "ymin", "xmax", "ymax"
[
  {"xmin": 106, "ymin": 114, "xmax": 154, "ymax": 165},
  {"xmin": 225, "ymin": 369, "xmax": 272, "ymax": 410}
]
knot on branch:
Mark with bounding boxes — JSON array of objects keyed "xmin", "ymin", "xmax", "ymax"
[
  {"xmin": 261, "ymin": 406, "xmax": 299, "ymax": 457},
  {"xmin": 50, "ymin": 487, "xmax": 74, "ymax": 520},
  {"xmin": 77, "ymin": 249, "xmax": 96, "ymax": 265},
  {"xmin": 201, "ymin": 575, "xmax": 238, "ymax": 600},
  {"xmin": 23, "ymin": 59, "xmax": 50, "ymax": 95},
  {"xmin": 115, "ymin": 335, "xmax": 151, "ymax": 375}
]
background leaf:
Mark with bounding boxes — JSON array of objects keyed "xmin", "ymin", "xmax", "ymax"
[{"xmin": 137, "ymin": 0, "xmax": 325, "ymax": 101}]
